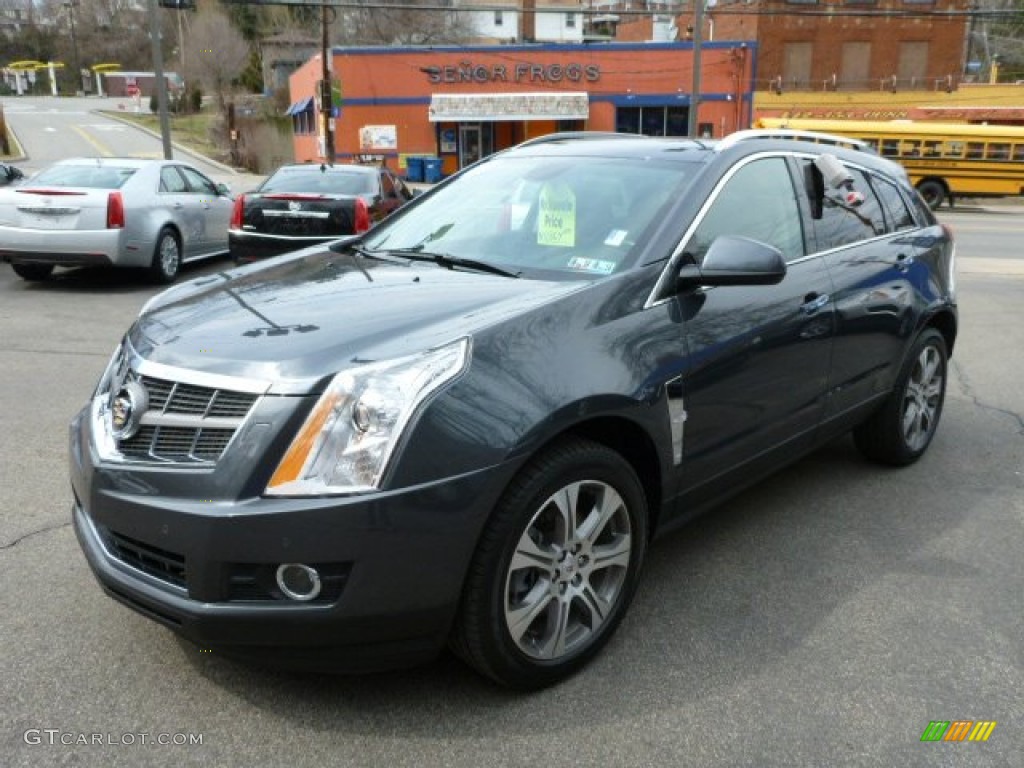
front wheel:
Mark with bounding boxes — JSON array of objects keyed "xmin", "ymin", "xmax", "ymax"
[
  {"xmin": 854, "ymin": 328, "xmax": 948, "ymax": 466},
  {"xmin": 451, "ymin": 438, "xmax": 648, "ymax": 689},
  {"xmin": 150, "ymin": 227, "xmax": 181, "ymax": 284},
  {"xmin": 916, "ymin": 180, "xmax": 946, "ymax": 210}
]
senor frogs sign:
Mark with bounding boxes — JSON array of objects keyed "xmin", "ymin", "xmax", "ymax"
[{"xmin": 422, "ymin": 61, "xmax": 601, "ymax": 85}]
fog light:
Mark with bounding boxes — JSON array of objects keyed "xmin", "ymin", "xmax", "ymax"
[{"xmin": 275, "ymin": 563, "xmax": 322, "ymax": 601}]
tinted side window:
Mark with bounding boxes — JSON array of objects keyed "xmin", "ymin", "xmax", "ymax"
[
  {"xmin": 871, "ymin": 174, "xmax": 916, "ymax": 231},
  {"xmin": 686, "ymin": 157, "xmax": 805, "ymax": 264},
  {"xmin": 805, "ymin": 162, "xmax": 885, "ymax": 250},
  {"xmin": 380, "ymin": 172, "xmax": 396, "ymax": 198}
]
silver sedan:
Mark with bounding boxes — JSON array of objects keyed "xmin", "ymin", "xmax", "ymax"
[{"xmin": 0, "ymin": 157, "xmax": 233, "ymax": 283}]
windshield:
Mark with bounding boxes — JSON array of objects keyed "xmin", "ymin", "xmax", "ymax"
[
  {"xmin": 260, "ymin": 168, "xmax": 375, "ymax": 195},
  {"xmin": 362, "ymin": 154, "xmax": 697, "ymax": 279},
  {"xmin": 30, "ymin": 164, "xmax": 136, "ymax": 189}
]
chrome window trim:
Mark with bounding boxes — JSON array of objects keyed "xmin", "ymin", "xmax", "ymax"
[
  {"xmin": 645, "ymin": 151, "xmax": 803, "ymax": 310},
  {"xmin": 644, "ymin": 149, "xmax": 925, "ymax": 310}
]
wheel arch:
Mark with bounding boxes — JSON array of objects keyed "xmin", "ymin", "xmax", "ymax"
[
  {"xmin": 517, "ymin": 415, "xmax": 666, "ymax": 541},
  {"xmin": 922, "ymin": 307, "xmax": 958, "ymax": 358}
]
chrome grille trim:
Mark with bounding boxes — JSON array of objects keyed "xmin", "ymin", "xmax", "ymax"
[{"xmin": 92, "ymin": 340, "xmax": 272, "ymax": 467}]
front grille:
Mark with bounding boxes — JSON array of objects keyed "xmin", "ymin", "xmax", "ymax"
[
  {"xmin": 111, "ymin": 373, "xmax": 260, "ymax": 465},
  {"xmin": 104, "ymin": 529, "xmax": 186, "ymax": 589},
  {"xmin": 118, "ymin": 426, "xmax": 236, "ymax": 462},
  {"xmin": 140, "ymin": 376, "xmax": 259, "ymax": 418}
]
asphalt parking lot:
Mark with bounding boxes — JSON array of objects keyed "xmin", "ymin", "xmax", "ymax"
[{"xmin": 1, "ymin": 209, "xmax": 1022, "ymax": 767}]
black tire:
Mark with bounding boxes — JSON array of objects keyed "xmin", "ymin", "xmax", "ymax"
[
  {"xmin": 11, "ymin": 263, "xmax": 54, "ymax": 281},
  {"xmin": 150, "ymin": 227, "xmax": 181, "ymax": 284},
  {"xmin": 917, "ymin": 180, "xmax": 946, "ymax": 210},
  {"xmin": 854, "ymin": 328, "xmax": 948, "ymax": 466},
  {"xmin": 451, "ymin": 437, "xmax": 648, "ymax": 689}
]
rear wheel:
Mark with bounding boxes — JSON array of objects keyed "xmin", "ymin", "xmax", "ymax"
[
  {"xmin": 11, "ymin": 263, "xmax": 54, "ymax": 281},
  {"xmin": 916, "ymin": 180, "xmax": 946, "ymax": 210},
  {"xmin": 451, "ymin": 438, "xmax": 648, "ymax": 689},
  {"xmin": 854, "ymin": 328, "xmax": 948, "ymax": 466},
  {"xmin": 150, "ymin": 227, "xmax": 181, "ymax": 284}
]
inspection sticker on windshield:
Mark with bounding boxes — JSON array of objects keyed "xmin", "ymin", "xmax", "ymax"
[
  {"xmin": 537, "ymin": 183, "xmax": 576, "ymax": 247},
  {"xmin": 604, "ymin": 229, "xmax": 628, "ymax": 247},
  {"xmin": 567, "ymin": 257, "xmax": 616, "ymax": 275}
]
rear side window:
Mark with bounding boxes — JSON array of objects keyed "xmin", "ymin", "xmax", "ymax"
[
  {"xmin": 802, "ymin": 160, "xmax": 886, "ymax": 250},
  {"xmin": 870, "ymin": 174, "xmax": 916, "ymax": 231},
  {"xmin": 160, "ymin": 167, "xmax": 188, "ymax": 193},
  {"xmin": 685, "ymin": 156, "xmax": 805, "ymax": 264}
]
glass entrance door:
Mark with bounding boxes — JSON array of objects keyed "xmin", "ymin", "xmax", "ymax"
[{"xmin": 459, "ymin": 124, "xmax": 482, "ymax": 168}]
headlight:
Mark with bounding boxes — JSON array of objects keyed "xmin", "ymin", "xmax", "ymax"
[{"xmin": 266, "ymin": 338, "xmax": 470, "ymax": 496}]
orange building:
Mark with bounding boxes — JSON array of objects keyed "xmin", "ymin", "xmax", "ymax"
[{"xmin": 288, "ymin": 42, "xmax": 756, "ymax": 177}]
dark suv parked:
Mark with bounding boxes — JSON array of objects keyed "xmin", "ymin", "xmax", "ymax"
[{"xmin": 70, "ymin": 131, "xmax": 957, "ymax": 689}]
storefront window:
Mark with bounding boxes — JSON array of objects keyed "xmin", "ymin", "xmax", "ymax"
[{"xmin": 616, "ymin": 106, "xmax": 690, "ymax": 137}]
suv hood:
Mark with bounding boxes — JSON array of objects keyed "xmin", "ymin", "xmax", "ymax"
[{"xmin": 129, "ymin": 251, "xmax": 582, "ymax": 391}]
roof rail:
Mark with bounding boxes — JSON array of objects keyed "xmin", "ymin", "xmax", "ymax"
[
  {"xmin": 516, "ymin": 131, "xmax": 643, "ymax": 148},
  {"xmin": 716, "ymin": 128, "xmax": 873, "ymax": 153}
]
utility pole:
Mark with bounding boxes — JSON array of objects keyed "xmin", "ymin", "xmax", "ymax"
[
  {"xmin": 687, "ymin": 0, "xmax": 705, "ymax": 138},
  {"xmin": 321, "ymin": 1, "xmax": 334, "ymax": 164},
  {"xmin": 148, "ymin": 0, "xmax": 174, "ymax": 159},
  {"xmin": 63, "ymin": 1, "xmax": 81, "ymax": 95}
]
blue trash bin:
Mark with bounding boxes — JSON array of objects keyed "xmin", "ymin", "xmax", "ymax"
[
  {"xmin": 406, "ymin": 156, "xmax": 424, "ymax": 183},
  {"xmin": 423, "ymin": 157, "xmax": 443, "ymax": 184}
]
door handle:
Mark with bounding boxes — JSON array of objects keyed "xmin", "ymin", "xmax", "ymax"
[
  {"xmin": 173, "ymin": 202, "xmax": 184, "ymax": 209},
  {"xmin": 801, "ymin": 293, "xmax": 830, "ymax": 314}
]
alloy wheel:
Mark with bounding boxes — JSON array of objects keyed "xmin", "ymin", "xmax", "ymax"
[{"xmin": 503, "ymin": 479, "xmax": 632, "ymax": 661}]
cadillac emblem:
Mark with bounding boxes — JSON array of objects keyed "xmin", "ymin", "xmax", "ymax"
[{"xmin": 110, "ymin": 378, "xmax": 148, "ymax": 440}]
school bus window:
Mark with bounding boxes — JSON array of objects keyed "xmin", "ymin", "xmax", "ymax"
[
  {"xmin": 986, "ymin": 143, "xmax": 1010, "ymax": 160},
  {"xmin": 1013, "ymin": 145, "xmax": 1024, "ymax": 162},
  {"xmin": 901, "ymin": 140, "xmax": 921, "ymax": 157},
  {"xmin": 857, "ymin": 137, "xmax": 879, "ymax": 152},
  {"xmin": 881, "ymin": 139, "xmax": 899, "ymax": 157},
  {"xmin": 922, "ymin": 141, "xmax": 941, "ymax": 157},
  {"xmin": 943, "ymin": 141, "xmax": 964, "ymax": 158},
  {"xmin": 965, "ymin": 142, "xmax": 984, "ymax": 159}
]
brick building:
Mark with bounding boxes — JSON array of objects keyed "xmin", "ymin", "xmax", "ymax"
[
  {"xmin": 288, "ymin": 42, "xmax": 756, "ymax": 176},
  {"xmin": 610, "ymin": 0, "xmax": 969, "ymax": 92}
]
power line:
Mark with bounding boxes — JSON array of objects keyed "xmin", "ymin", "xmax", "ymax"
[{"xmin": 217, "ymin": 0, "xmax": 1023, "ymax": 20}]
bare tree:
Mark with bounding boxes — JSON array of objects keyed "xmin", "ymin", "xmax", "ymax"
[
  {"xmin": 183, "ymin": 4, "xmax": 250, "ymax": 112},
  {"xmin": 334, "ymin": 0, "xmax": 477, "ymax": 46}
]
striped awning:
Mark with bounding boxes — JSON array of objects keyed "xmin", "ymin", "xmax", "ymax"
[{"xmin": 428, "ymin": 92, "xmax": 589, "ymax": 122}]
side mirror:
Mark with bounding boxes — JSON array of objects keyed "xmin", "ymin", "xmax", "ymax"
[
  {"xmin": 216, "ymin": 182, "xmax": 231, "ymax": 196},
  {"xmin": 677, "ymin": 235, "xmax": 787, "ymax": 289}
]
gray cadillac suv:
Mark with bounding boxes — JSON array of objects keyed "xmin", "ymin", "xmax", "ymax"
[{"xmin": 70, "ymin": 131, "xmax": 957, "ymax": 689}]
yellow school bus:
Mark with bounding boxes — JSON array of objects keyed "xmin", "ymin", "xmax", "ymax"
[{"xmin": 755, "ymin": 118, "xmax": 1024, "ymax": 209}]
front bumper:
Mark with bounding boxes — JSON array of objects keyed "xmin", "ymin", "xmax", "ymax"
[{"xmin": 70, "ymin": 408, "xmax": 516, "ymax": 672}]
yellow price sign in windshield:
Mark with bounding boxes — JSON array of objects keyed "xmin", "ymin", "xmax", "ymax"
[{"xmin": 537, "ymin": 183, "xmax": 576, "ymax": 248}]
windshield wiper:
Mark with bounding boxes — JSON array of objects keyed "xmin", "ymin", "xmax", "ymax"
[
  {"xmin": 385, "ymin": 247, "xmax": 521, "ymax": 278},
  {"xmin": 330, "ymin": 240, "xmax": 409, "ymax": 265}
]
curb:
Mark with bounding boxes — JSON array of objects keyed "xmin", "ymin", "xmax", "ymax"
[{"xmin": 97, "ymin": 109, "xmax": 243, "ymax": 175}]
